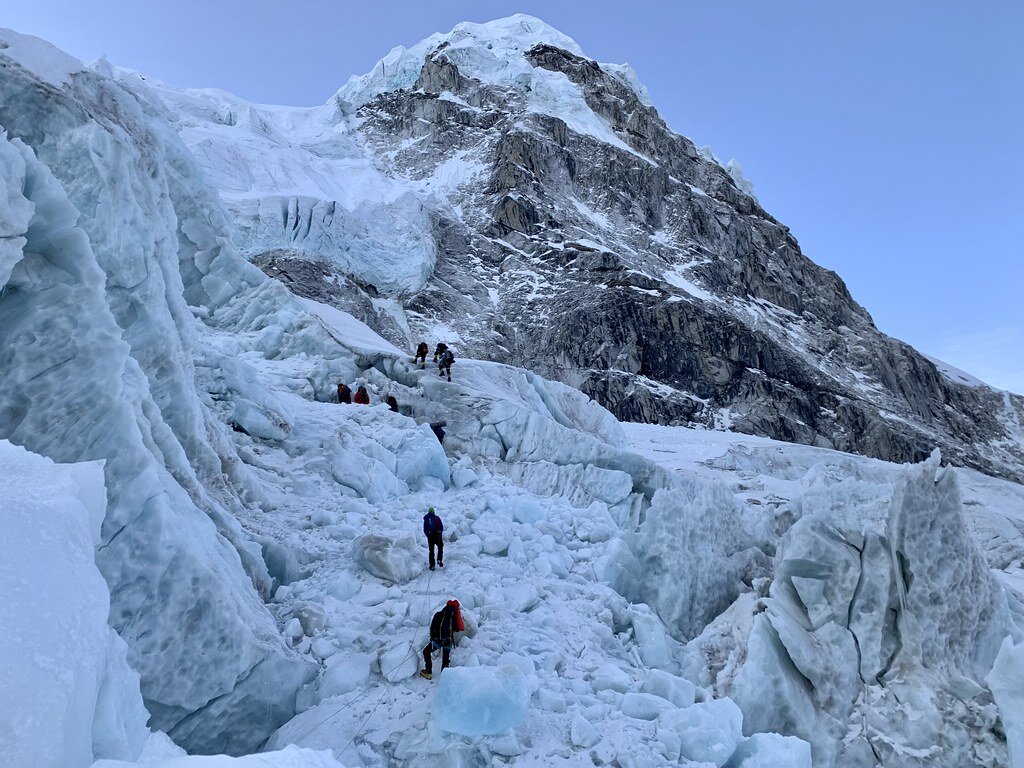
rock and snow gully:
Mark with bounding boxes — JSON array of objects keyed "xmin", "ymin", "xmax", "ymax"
[{"xmin": 1, "ymin": 17, "xmax": 1024, "ymax": 768}]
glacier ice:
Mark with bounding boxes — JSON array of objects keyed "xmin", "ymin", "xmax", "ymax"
[
  {"xmin": 729, "ymin": 732, "xmax": 813, "ymax": 768},
  {"xmin": 657, "ymin": 697, "xmax": 744, "ymax": 767},
  {"xmin": 0, "ymin": 440, "xmax": 156, "ymax": 768},
  {"xmin": 0, "ymin": 47, "xmax": 315, "ymax": 753},
  {"xmin": 726, "ymin": 452, "xmax": 1021, "ymax": 766},
  {"xmin": 353, "ymin": 533, "xmax": 422, "ymax": 584},
  {"xmin": 432, "ymin": 664, "xmax": 531, "ymax": 736},
  {"xmin": 988, "ymin": 637, "xmax": 1024, "ymax": 768},
  {"xmin": 92, "ymin": 744, "xmax": 348, "ymax": 768}
]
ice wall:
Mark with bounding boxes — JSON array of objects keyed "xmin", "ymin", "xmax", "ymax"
[
  {"xmin": 725, "ymin": 452, "xmax": 1021, "ymax": 767},
  {"xmin": 0, "ymin": 35, "xmax": 315, "ymax": 754},
  {"xmin": 0, "ymin": 440, "xmax": 169, "ymax": 768}
]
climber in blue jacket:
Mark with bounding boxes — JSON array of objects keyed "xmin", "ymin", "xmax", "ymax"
[{"xmin": 423, "ymin": 507, "xmax": 444, "ymax": 571}]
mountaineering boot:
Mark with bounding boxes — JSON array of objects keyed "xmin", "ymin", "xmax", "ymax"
[
  {"xmin": 419, "ymin": 670, "xmax": 432, "ymax": 680},
  {"xmin": 430, "ymin": 564, "xmax": 435, "ymax": 571},
  {"xmin": 438, "ymin": 560, "xmax": 444, "ymax": 568},
  {"xmin": 447, "ymin": 374, "xmax": 452, "ymax": 382}
]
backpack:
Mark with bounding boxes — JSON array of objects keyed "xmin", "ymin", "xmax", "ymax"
[{"xmin": 430, "ymin": 604, "xmax": 462, "ymax": 642}]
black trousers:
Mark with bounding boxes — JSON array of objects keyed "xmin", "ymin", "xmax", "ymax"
[
  {"xmin": 423, "ymin": 641, "xmax": 451, "ymax": 673},
  {"xmin": 427, "ymin": 531, "xmax": 444, "ymax": 568}
]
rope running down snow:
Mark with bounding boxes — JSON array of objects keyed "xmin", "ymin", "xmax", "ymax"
[{"xmin": 286, "ymin": 567, "xmax": 436, "ymax": 750}]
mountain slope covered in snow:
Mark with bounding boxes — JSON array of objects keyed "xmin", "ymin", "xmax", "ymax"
[
  {"xmin": 2, "ymin": 19, "xmax": 1024, "ymax": 768},
  {"xmin": 141, "ymin": 15, "xmax": 1024, "ymax": 483}
]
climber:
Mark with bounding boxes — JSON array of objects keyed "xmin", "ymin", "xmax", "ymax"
[
  {"xmin": 337, "ymin": 383, "xmax": 352, "ymax": 404},
  {"xmin": 433, "ymin": 342, "xmax": 448, "ymax": 363},
  {"xmin": 353, "ymin": 385, "xmax": 370, "ymax": 405},
  {"xmin": 420, "ymin": 599, "xmax": 464, "ymax": 679},
  {"xmin": 413, "ymin": 341, "xmax": 429, "ymax": 369},
  {"xmin": 386, "ymin": 395, "xmax": 399, "ymax": 413},
  {"xmin": 423, "ymin": 506, "xmax": 444, "ymax": 570},
  {"xmin": 430, "ymin": 421, "xmax": 446, "ymax": 445},
  {"xmin": 438, "ymin": 348, "xmax": 455, "ymax": 382}
]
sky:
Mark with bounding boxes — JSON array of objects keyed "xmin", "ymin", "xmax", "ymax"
[{"xmin": 6, "ymin": 0, "xmax": 1023, "ymax": 392}]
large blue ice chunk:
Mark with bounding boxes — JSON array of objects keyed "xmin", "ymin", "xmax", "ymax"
[{"xmin": 432, "ymin": 665, "xmax": 531, "ymax": 736}]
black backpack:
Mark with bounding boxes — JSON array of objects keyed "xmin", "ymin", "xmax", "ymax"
[{"xmin": 430, "ymin": 606, "xmax": 456, "ymax": 642}]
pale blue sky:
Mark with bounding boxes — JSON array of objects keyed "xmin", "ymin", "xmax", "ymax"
[{"xmin": 7, "ymin": 1, "xmax": 1022, "ymax": 392}]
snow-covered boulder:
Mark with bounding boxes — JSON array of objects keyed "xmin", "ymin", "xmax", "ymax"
[
  {"xmin": 730, "ymin": 732, "xmax": 813, "ymax": 768},
  {"xmin": 656, "ymin": 697, "xmax": 743, "ymax": 767},
  {"xmin": 641, "ymin": 669, "xmax": 696, "ymax": 708},
  {"xmin": 353, "ymin": 533, "xmax": 422, "ymax": 583}
]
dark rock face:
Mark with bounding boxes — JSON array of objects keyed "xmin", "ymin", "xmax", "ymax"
[{"xmin": 244, "ymin": 37, "xmax": 1024, "ymax": 480}]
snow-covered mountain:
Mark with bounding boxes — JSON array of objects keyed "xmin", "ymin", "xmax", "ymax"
[
  {"xmin": 2, "ymin": 18, "xmax": 1024, "ymax": 768},
  {"xmin": 135, "ymin": 15, "xmax": 1024, "ymax": 484}
]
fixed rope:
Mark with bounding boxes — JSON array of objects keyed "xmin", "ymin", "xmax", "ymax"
[{"xmin": 286, "ymin": 567, "xmax": 437, "ymax": 749}]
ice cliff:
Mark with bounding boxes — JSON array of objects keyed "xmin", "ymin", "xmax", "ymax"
[{"xmin": 2, "ymin": 19, "xmax": 1024, "ymax": 768}]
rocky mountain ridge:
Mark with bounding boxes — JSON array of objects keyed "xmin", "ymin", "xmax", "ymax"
[{"xmin": 144, "ymin": 15, "xmax": 1024, "ymax": 481}]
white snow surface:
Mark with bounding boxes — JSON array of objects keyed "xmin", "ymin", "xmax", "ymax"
[{"xmin": 0, "ymin": 27, "xmax": 83, "ymax": 87}]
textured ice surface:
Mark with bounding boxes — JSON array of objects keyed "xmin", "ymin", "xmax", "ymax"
[
  {"xmin": 988, "ymin": 638, "xmax": 1024, "ymax": 768},
  {"xmin": 727, "ymin": 451, "xmax": 1020, "ymax": 766},
  {"xmin": 657, "ymin": 697, "xmax": 743, "ymax": 766},
  {"xmin": 729, "ymin": 732, "xmax": 813, "ymax": 768},
  {"xmin": 353, "ymin": 534, "xmax": 422, "ymax": 584},
  {"xmin": 0, "ymin": 51, "xmax": 314, "ymax": 754},
  {"xmin": 0, "ymin": 441, "xmax": 154, "ymax": 768},
  {"xmin": 433, "ymin": 664, "xmax": 531, "ymax": 736}
]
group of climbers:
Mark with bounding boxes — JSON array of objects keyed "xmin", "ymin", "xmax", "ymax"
[
  {"xmin": 413, "ymin": 340, "xmax": 456, "ymax": 382},
  {"xmin": 336, "ymin": 383, "xmax": 399, "ymax": 413},
  {"xmin": 419, "ymin": 506, "xmax": 463, "ymax": 679},
  {"xmin": 333, "ymin": 341, "xmax": 463, "ymax": 680}
]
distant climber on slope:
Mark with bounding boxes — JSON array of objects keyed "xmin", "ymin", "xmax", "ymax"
[
  {"xmin": 433, "ymin": 342, "xmax": 448, "ymax": 363},
  {"xmin": 414, "ymin": 341, "xmax": 429, "ymax": 369},
  {"xmin": 423, "ymin": 506, "xmax": 444, "ymax": 570},
  {"xmin": 438, "ymin": 348, "xmax": 455, "ymax": 382},
  {"xmin": 420, "ymin": 599, "xmax": 464, "ymax": 679},
  {"xmin": 386, "ymin": 395, "xmax": 399, "ymax": 413},
  {"xmin": 337, "ymin": 383, "xmax": 352, "ymax": 404},
  {"xmin": 353, "ymin": 385, "xmax": 370, "ymax": 405}
]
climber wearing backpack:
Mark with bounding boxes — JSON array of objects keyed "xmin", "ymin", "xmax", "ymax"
[
  {"xmin": 353, "ymin": 385, "xmax": 370, "ymax": 405},
  {"xmin": 420, "ymin": 599, "xmax": 464, "ymax": 679},
  {"xmin": 438, "ymin": 348, "xmax": 455, "ymax": 382},
  {"xmin": 337, "ymin": 383, "xmax": 352, "ymax": 404},
  {"xmin": 413, "ymin": 341, "xmax": 429, "ymax": 369},
  {"xmin": 433, "ymin": 342, "xmax": 448, "ymax": 363},
  {"xmin": 423, "ymin": 507, "xmax": 444, "ymax": 570}
]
